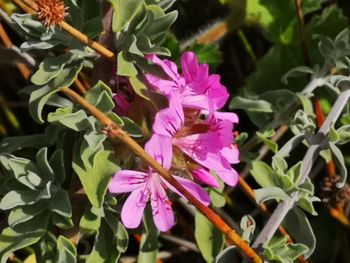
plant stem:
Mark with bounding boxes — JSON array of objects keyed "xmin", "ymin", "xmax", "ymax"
[
  {"xmin": 60, "ymin": 86, "xmax": 262, "ymax": 262},
  {"xmin": 238, "ymin": 30, "xmax": 257, "ymax": 64},
  {"xmin": 294, "ymin": 0, "xmax": 311, "ymax": 67},
  {"xmin": 252, "ymin": 89, "xmax": 350, "ymax": 251},
  {"xmin": 0, "ymin": 21, "xmax": 31, "ymax": 78}
]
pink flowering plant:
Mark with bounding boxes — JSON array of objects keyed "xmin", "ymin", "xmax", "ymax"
[
  {"xmin": 2, "ymin": 0, "xmax": 350, "ymax": 262},
  {"xmin": 109, "ymin": 52, "xmax": 239, "ymax": 231}
]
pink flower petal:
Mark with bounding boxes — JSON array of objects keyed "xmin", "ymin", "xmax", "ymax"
[
  {"xmin": 109, "ymin": 170, "xmax": 148, "ymax": 194},
  {"xmin": 190, "ymin": 167, "xmax": 220, "ymax": 188},
  {"xmin": 121, "ymin": 188, "xmax": 148, "ymax": 229},
  {"xmin": 150, "ymin": 178, "xmax": 175, "ymax": 231},
  {"xmin": 207, "ymin": 74, "xmax": 229, "ymax": 110},
  {"xmin": 164, "ymin": 176, "xmax": 210, "ymax": 206},
  {"xmin": 206, "ymin": 118, "xmax": 234, "ymax": 147},
  {"xmin": 153, "ymin": 96, "xmax": 184, "ymax": 137},
  {"xmin": 174, "ymin": 133, "xmax": 223, "ymax": 162},
  {"xmin": 145, "ymin": 134, "xmax": 173, "ymax": 170},
  {"xmin": 192, "ymin": 152, "xmax": 239, "ymax": 186},
  {"xmin": 215, "ymin": 112, "xmax": 239, "ymax": 123},
  {"xmin": 200, "ymin": 111, "xmax": 239, "ymax": 124},
  {"xmin": 221, "ymin": 145, "xmax": 240, "ymax": 164},
  {"xmin": 146, "ymin": 54, "xmax": 180, "ymax": 81},
  {"xmin": 182, "ymin": 94, "xmax": 210, "ymax": 110},
  {"xmin": 145, "ymin": 75, "xmax": 179, "ymax": 95},
  {"xmin": 181, "ymin": 52, "xmax": 199, "ymax": 82}
]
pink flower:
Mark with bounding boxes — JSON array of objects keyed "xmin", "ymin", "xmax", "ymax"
[
  {"xmin": 109, "ymin": 135, "xmax": 210, "ymax": 231},
  {"xmin": 153, "ymin": 96, "xmax": 239, "ymax": 187},
  {"xmin": 146, "ymin": 52, "xmax": 229, "ymax": 112},
  {"xmin": 112, "ymin": 77, "xmax": 135, "ymax": 116}
]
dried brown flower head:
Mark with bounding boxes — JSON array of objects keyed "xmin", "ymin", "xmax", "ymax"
[
  {"xmin": 36, "ymin": 0, "xmax": 67, "ymax": 27},
  {"xmin": 320, "ymin": 175, "xmax": 350, "ymax": 206}
]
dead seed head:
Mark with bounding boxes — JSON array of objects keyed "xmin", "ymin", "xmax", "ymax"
[{"xmin": 36, "ymin": 0, "xmax": 67, "ymax": 27}]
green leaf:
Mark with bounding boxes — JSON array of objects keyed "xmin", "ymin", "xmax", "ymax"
[
  {"xmin": 36, "ymin": 148, "xmax": 54, "ymax": 182},
  {"xmin": 0, "ymin": 154, "xmax": 42, "ymax": 189},
  {"xmin": 195, "ymin": 210, "xmax": 224, "ymax": 263},
  {"xmin": 0, "ymin": 213, "xmax": 49, "ymax": 263},
  {"xmin": 209, "ymin": 180, "xmax": 226, "ymax": 208},
  {"xmin": 264, "ymin": 235, "xmax": 309, "ymax": 263},
  {"xmin": 34, "ymin": 232, "xmax": 58, "ymax": 262},
  {"xmin": 79, "ymin": 207, "xmax": 102, "ymax": 235},
  {"xmin": 73, "ymin": 150, "xmax": 119, "ymax": 208},
  {"xmin": 117, "ymin": 51, "xmax": 138, "ymax": 76},
  {"xmin": 250, "ymin": 161, "xmax": 276, "ymax": 188},
  {"xmin": 240, "ymin": 215, "xmax": 256, "ymax": 243},
  {"xmin": 257, "ymin": 130, "xmax": 278, "ymax": 153},
  {"xmin": 105, "ymin": 210, "xmax": 129, "ymax": 254},
  {"xmin": 246, "ymin": 0, "xmax": 273, "ymax": 28},
  {"xmin": 110, "ymin": 0, "xmax": 143, "ymax": 32},
  {"xmin": 52, "ymin": 214, "xmax": 74, "ymax": 229},
  {"xmin": 48, "ymin": 107, "xmax": 92, "ymax": 132},
  {"xmin": 86, "ymin": 220, "xmax": 122, "ymax": 263},
  {"xmin": 297, "ymin": 196, "xmax": 318, "ymax": 216},
  {"xmin": 31, "ymin": 53, "xmax": 74, "ymax": 86},
  {"xmin": 336, "ymin": 124, "xmax": 350, "ymax": 144},
  {"xmin": 282, "ymin": 66, "xmax": 315, "ymax": 84},
  {"xmin": 145, "ymin": 0, "xmax": 176, "ymax": 11},
  {"xmin": 85, "ymin": 81, "xmax": 115, "ymax": 113},
  {"xmin": 0, "ymin": 134, "xmax": 49, "ymax": 154},
  {"xmin": 50, "ymin": 189, "xmax": 72, "ymax": 219},
  {"xmin": 55, "ymin": 236, "xmax": 77, "ymax": 263},
  {"xmin": 283, "ymin": 207, "xmax": 315, "ymax": 258},
  {"xmin": 8, "ymin": 201, "xmax": 47, "ymax": 227},
  {"xmin": 229, "ymin": 96, "xmax": 273, "ymax": 112},
  {"xmin": 0, "ymin": 182, "xmax": 52, "ymax": 210},
  {"xmin": 49, "ymin": 149, "xmax": 66, "ymax": 186},
  {"xmin": 27, "ymin": 60, "xmax": 83, "ymax": 124},
  {"xmin": 329, "ymin": 142, "xmax": 347, "ymax": 187},
  {"xmin": 121, "ymin": 117, "xmax": 143, "ymax": 137},
  {"xmin": 26, "ymin": 84, "xmax": 60, "ymax": 124},
  {"xmin": 254, "ymin": 187, "xmax": 291, "ymax": 203},
  {"xmin": 272, "ymin": 157, "xmax": 288, "ymax": 174},
  {"xmin": 137, "ymin": 6, "xmax": 177, "ymax": 44},
  {"xmin": 297, "ymin": 93, "xmax": 314, "ymax": 116},
  {"xmin": 129, "ymin": 74, "xmax": 150, "ymax": 101}
]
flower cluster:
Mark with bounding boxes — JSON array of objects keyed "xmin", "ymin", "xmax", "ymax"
[{"xmin": 109, "ymin": 52, "xmax": 239, "ymax": 231}]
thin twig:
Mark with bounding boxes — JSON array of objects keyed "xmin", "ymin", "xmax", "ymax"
[
  {"xmin": 294, "ymin": 0, "xmax": 311, "ymax": 67},
  {"xmin": 0, "ymin": 21, "xmax": 31, "ymax": 78},
  {"xmin": 160, "ymin": 234, "xmax": 199, "ymax": 252}
]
